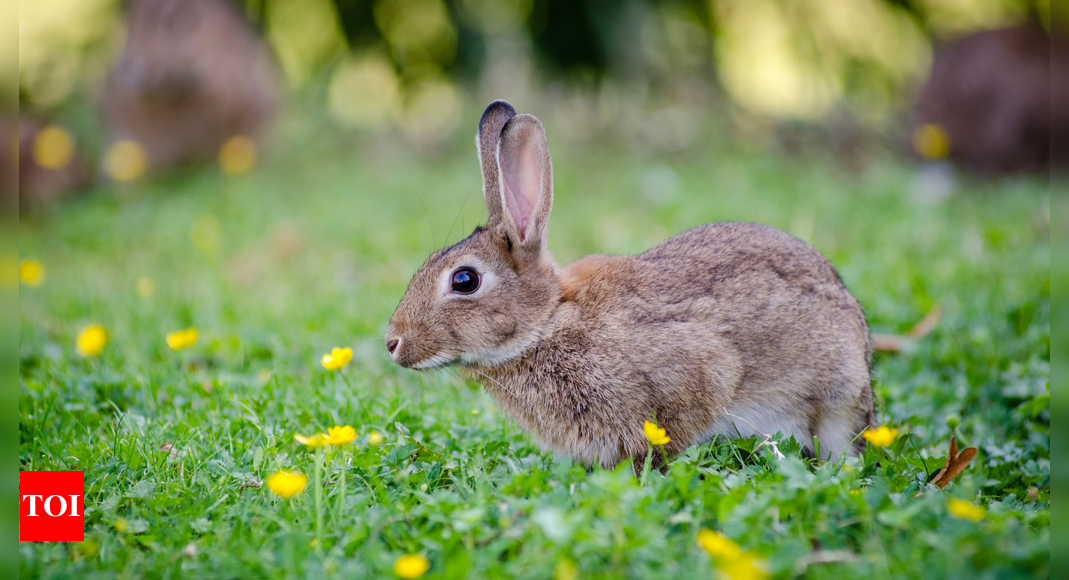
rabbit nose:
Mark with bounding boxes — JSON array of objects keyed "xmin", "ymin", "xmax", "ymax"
[{"xmin": 386, "ymin": 338, "xmax": 400, "ymax": 355}]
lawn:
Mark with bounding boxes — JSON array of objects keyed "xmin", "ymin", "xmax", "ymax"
[{"xmin": 18, "ymin": 117, "xmax": 1049, "ymax": 579}]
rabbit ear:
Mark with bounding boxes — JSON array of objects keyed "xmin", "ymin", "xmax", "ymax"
[
  {"xmin": 497, "ymin": 114, "xmax": 553, "ymax": 250},
  {"xmin": 476, "ymin": 100, "xmax": 517, "ymax": 224}
]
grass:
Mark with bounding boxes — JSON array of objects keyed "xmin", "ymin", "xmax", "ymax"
[{"xmin": 18, "ymin": 116, "xmax": 1049, "ymax": 579}]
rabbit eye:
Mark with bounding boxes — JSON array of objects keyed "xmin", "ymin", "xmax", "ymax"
[{"xmin": 450, "ymin": 268, "xmax": 480, "ymax": 294}]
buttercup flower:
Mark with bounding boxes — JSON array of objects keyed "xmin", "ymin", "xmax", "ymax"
[
  {"xmin": 294, "ymin": 432, "xmax": 329, "ymax": 448},
  {"xmin": 19, "ymin": 260, "xmax": 45, "ymax": 287},
  {"xmin": 325, "ymin": 425, "xmax": 356, "ymax": 446},
  {"xmin": 947, "ymin": 498, "xmax": 985, "ymax": 522},
  {"xmin": 368, "ymin": 431, "xmax": 384, "ymax": 446},
  {"xmin": 266, "ymin": 471, "xmax": 308, "ymax": 499},
  {"xmin": 321, "ymin": 347, "xmax": 353, "ymax": 370},
  {"xmin": 861, "ymin": 426, "xmax": 898, "ymax": 447},
  {"xmin": 719, "ymin": 552, "xmax": 768, "ymax": 580},
  {"xmin": 643, "ymin": 420, "xmax": 670, "ymax": 445},
  {"xmin": 393, "ymin": 554, "xmax": 430, "ymax": 578},
  {"xmin": 166, "ymin": 328, "xmax": 199, "ymax": 350},
  {"xmin": 697, "ymin": 529, "xmax": 768, "ymax": 580},
  {"xmin": 77, "ymin": 325, "xmax": 107, "ymax": 357},
  {"xmin": 697, "ymin": 529, "xmax": 741, "ymax": 560}
]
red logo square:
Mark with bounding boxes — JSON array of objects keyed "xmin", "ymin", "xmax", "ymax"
[{"xmin": 20, "ymin": 471, "xmax": 85, "ymax": 541}]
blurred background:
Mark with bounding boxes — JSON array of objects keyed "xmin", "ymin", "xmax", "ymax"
[
  {"xmin": 4, "ymin": 0, "xmax": 1061, "ymax": 210},
  {"xmin": 9, "ymin": 3, "xmax": 1054, "ymax": 573}
]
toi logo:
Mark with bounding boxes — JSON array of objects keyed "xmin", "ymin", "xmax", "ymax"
[{"xmin": 20, "ymin": 471, "xmax": 85, "ymax": 541}]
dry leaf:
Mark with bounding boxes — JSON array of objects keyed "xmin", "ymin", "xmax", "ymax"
[
  {"xmin": 872, "ymin": 307, "xmax": 943, "ymax": 353},
  {"xmin": 871, "ymin": 334, "xmax": 905, "ymax": 352},
  {"xmin": 907, "ymin": 307, "xmax": 943, "ymax": 339},
  {"xmin": 929, "ymin": 436, "xmax": 977, "ymax": 489}
]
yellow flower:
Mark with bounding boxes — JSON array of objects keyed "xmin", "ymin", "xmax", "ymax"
[
  {"xmin": 325, "ymin": 425, "xmax": 357, "ymax": 446},
  {"xmin": 947, "ymin": 498, "xmax": 986, "ymax": 522},
  {"xmin": 294, "ymin": 432, "xmax": 330, "ymax": 448},
  {"xmin": 19, "ymin": 260, "xmax": 45, "ymax": 287},
  {"xmin": 166, "ymin": 328, "xmax": 199, "ymax": 350},
  {"xmin": 32, "ymin": 126, "xmax": 74, "ymax": 169},
  {"xmin": 697, "ymin": 529, "xmax": 768, "ymax": 580},
  {"xmin": 321, "ymin": 347, "xmax": 353, "ymax": 370},
  {"xmin": 113, "ymin": 518, "xmax": 129, "ymax": 533},
  {"xmin": 849, "ymin": 489, "xmax": 861, "ymax": 496},
  {"xmin": 861, "ymin": 426, "xmax": 898, "ymax": 448},
  {"xmin": 135, "ymin": 277, "xmax": 156, "ymax": 298},
  {"xmin": 913, "ymin": 124, "xmax": 951, "ymax": 160},
  {"xmin": 218, "ymin": 135, "xmax": 258, "ymax": 175},
  {"xmin": 697, "ymin": 529, "xmax": 741, "ymax": 560},
  {"xmin": 104, "ymin": 140, "xmax": 148, "ymax": 182},
  {"xmin": 266, "ymin": 471, "xmax": 308, "ymax": 499},
  {"xmin": 393, "ymin": 554, "xmax": 430, "ymax": 578},
  {"xmin": 718, "ymin": 552, "xmax": 768, "ymax": 580},
  {"xmin": 643, "ymin": 420, "xmax": 670, "ymax": 445},
  {"xmin": 368, "ymin": 431, "xmax": 384, "ymax": 446},
  {"xmin": 76, "ymin": 325, "xmax": 107, "ymax": 357}
]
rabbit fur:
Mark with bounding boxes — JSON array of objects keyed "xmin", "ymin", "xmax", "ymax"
[{"xmin": 386, "ymin": 100, "xmax": 874, "ymax": 468}]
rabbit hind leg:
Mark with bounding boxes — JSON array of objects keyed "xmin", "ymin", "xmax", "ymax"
[{"xmin": 811, "ymin": 409, "xmax": 866, "ymax": 461}]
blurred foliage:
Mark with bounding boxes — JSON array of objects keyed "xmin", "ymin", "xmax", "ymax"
[{"xmin": 13, "ymin": 0, "xmax": 1052, "ymax": 137}]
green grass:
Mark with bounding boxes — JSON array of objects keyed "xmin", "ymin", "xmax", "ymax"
[{"xmin": 19, "ymin": 120, "xmax": 1049, "ymax": 579}]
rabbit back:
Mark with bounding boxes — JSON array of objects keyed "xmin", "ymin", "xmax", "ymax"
[
  {"xmin": 637, "ymin": 222, "xmax": 873, "ymax": 456},
  {"xmin": 474, "ymin": 222, "xmax": 872, "ymax": 465}
]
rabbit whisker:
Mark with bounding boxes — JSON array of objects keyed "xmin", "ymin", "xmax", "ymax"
[{"xmin": 469, "ymin": 368, "xmax": 521, "ymax": 403}]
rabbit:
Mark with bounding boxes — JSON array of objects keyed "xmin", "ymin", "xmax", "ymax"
[{"xmin": 386, "ymin": 100, "xmax": 874, "ymax": 468}]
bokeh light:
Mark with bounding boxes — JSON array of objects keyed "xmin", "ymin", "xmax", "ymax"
[
  {"xmin": 104, "ymin": 140, "xmax": 148, "ymax": 182},
  {"xmin": 913, "ymin": 124, "xmax": 952, "ymax": 159},
  {"xmin": 265, "ymin": 0, "xmax": 346, "ymax": 86},
  {"xmin": 17, "ymin": 0, "xmax": 116, "ymax": 107},
  {"xmin": 218, "ymin": 136, "xmax": 259, "ymax": 175},
  {"xmin": 19, "ymin": 260, "xmax": 46, "ymax": 287},
  {"xmin": 713, "ymin": 0, "xmax": 930, "ymax": 119},
  {"xmin": 135, "ymin": 277, "xmax": 155, "ymax": 298},
  {"xmin": 190, "ymin": 215, "xmax": 222, "ymax": 252},
  {"xmin": 31, "ymin": 125, "xmax": 74, "ymax": 169},
  {"xmin": 401, "ymin": 76, "xmax": 464, "ymax": 146},
  {"xmin": 327, "ymin": 54, "xmax": 402, "ymax": 129},
  {"xmin": 375, "ymin": 0, "xmax": 457, "ymax": 68}
]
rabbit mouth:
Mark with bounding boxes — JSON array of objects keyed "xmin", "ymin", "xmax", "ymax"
[{"xmin": 409, "ymin": 352, "xmax": 459, "ymax": 370}]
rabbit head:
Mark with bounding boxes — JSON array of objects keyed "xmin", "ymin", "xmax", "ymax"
[{"xmin": 386, "ymin": 101, "xmax": 562, "ymax": 369}]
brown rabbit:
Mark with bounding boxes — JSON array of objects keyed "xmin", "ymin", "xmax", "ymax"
[
  {"xmin": 386, "ymin": 101, "xmax": 874, "ymax": 468},
  {"xmin": 101, "ymin": 0, "xmax": 278, "ymax": 171}
]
